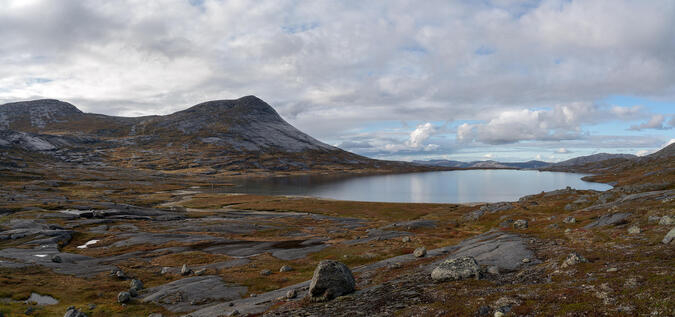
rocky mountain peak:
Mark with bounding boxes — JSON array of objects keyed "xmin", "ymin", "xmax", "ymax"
[{"xmin": 0, "ymin": 99, "xmax": 83, "ymax": 130}]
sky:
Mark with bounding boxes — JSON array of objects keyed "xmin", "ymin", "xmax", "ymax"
[{"xmin": 0, "ymin": 0, "xmax": 673, "ymax": 162}]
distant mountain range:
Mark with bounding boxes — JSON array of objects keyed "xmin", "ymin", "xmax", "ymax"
[{"xmin": 412, "ymin": 159, "xmax": 551, "ymax": 169}]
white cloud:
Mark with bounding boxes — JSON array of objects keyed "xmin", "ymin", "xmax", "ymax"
[
  {"xmin": 555, "ymin": 148, "xmax": 571, "ymax": 153},
  {"xmin": 406, "ymin": 122, "xmax": 436, "ymax": 148},
  {"xmin": 629, "ymin": 114, "xmax": 671, "ymax": 131}
]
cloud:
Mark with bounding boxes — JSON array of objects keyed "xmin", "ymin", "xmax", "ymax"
[
  {"xmin": 0, "ymin": 0, "xmax": 673, "ymax": 161},
  {"xmin": 555, "ymin": 148, "xmax": 571, "ymax": 154},
  {"xmin": 405, "ymin": 122, "xmax": 436, "ymax": 148},
  {"xmin": 629, "ymin": 114, "xmax": 671, "ymax": 130}
]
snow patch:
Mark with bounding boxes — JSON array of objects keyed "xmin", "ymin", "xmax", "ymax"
[{"xmin": 77, "ymin": 239, "xmax": 99, "ymax": 249}]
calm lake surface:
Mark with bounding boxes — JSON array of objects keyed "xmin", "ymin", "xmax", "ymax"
[{"xmin": 226, "ymin": 170, "xmax": 612, "ymax": 203}]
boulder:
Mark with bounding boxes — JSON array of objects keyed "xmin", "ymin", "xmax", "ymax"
[
  {"xmin": 413, "ymin": 247, "xmax": 427, "ymax": 258},
  {"xmin": 659, "ymin": 215, "xmax": 674, "ymax": 226},
  {"xmin": 181, "ymin": 264, "xmax": 191, "ymax": 276},
  {"xmin": 401, "ymin": 236, "xmax": 411, "ymax": 243},
  {"xmin": 561, "ymin": 252, "xmax": 588, "ymax": 268},
  {"xmin": 118, "ymin": 291, "xmax": 131, "ymax": 303},
  {"xmin": 286, "ymin": 289, "xmax": 297, "ymax": 299},
  {"xmin": 63, "ymin": 307, "xmax": 88, "ymax": 317},
  {"xmin": 130, "ymin": 279, "xmax": 144, "ymax": 291},
  {"xmin": 663, "ymin": 227, "xmax": 675, "ymax": 244},
  {"xmin": 260, "ymin": 269, "xmax": 272, "ymax": 276},
  {"xmin": 431, "ymin": 256, "xmax": 481, "ymax": 282},
  {"xmin": 51, "ymin": 255, "xmax": 62, "ymax": 263},
  {"xmin": 562, "ymin": 216, "xmax": 576, "ymax": 224},
  {"xmin": 627, "ymin": 226, "xmax": 641, "ymax": 234},
  {"xmin": 513, "ymin": 220, "xmax": 528, "ymax": 229},
  {"xmin": 308, "ymin": 260, "xmax": 355, "ymax": 301},
  {"xmin": 584, "ymin": 212, "xmax": 631, "ymax": 229},
  {"xmin": 279, "ymin": 265, "xmax": 293, "ymax": 272}
]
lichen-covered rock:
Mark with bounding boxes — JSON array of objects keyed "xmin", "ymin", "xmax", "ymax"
[
  {"xmin": 413, "ymin": 247, "xmax": 427, "ymax": 258},
  {"xmin": 627, "ymin": 225, "xmax": 641, "ymax": 234},
  {"xmin": 561, "ymin": 252, "xmax": 588, "ymax": 268},
  {"xmin": 431, "ymin": 256, "xmax": 481, "ymax": 282},
  {"xmin": 308, "ymin": 260, "xmax": 355, "ymax": 301},
  {"xmin": 279, "ymin": 265, "xmax": 293, "ymax": 272},
  {"xmin": 662, "ymin": 227, "xmax": 675, "ymax": 244},
  {"xmin": 513, "ymin": 219, "xmax": 528, "ymax": 229},
  {"xmin": 64, "ymin": 307, "xmax": 88, "ymax": 317},
  {"xmin": 130, "ymin": 279, "xmax": 144, "ymax": 291},
  {"xmin": 659, "ymin": 215, "xmax": 674, "ymax": 226},
  {"xmin": 118, "ymin": 291, "xmax": 131, "ymax": 303},
  {"xmin": 563, "ymin": 216, "xmax": 576, "ymax": 224},
  {"xmin": 181, "ymin": 264, "xmax": 191, "ymax": 276}
]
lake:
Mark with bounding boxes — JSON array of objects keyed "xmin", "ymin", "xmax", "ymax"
[{"xmin": 225, "ymin": 169, "xmax": 612, "ymax": 203}]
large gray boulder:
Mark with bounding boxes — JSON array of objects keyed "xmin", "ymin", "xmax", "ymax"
[
  {"xmin": 431, "ymin": 256, "xmax": 481, "ymax": 282},
  {"xmin": 64, "ymin": 307, "xmax": 88, "ymax": 317},
  {"xmin": 308, "ymin": 260, "xmax": 355, "ymax": 301},
  {"xmin": 584, "ymin": 212, "xmax": 631, "ymax": 229}
]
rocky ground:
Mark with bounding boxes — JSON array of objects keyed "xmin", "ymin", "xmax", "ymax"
[{"xmin": 0, "ymin": 154, "xmax": 673, "ymax": 316}]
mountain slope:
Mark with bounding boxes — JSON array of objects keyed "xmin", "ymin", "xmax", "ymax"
[{"xmin": 0, "ymin": 96, "xmax": 417, "ymax": 173}]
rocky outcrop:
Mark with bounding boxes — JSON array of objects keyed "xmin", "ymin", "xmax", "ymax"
[
  {"xmin": 142, "ymin": 275, "xmax": 247, "ymax": 312},
  {"xmin": 431, "ymin": 256, "xmax": 481, "ymax": 282},
  {"xmin": 308, "ymin": 261, "xmax": 356, "ymax": 301},
  {"xmin": 584, "ymin": 212, "xmax": 631, "ymax": 229}
]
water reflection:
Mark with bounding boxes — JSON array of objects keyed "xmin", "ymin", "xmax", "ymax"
[{"xmin": 225, "ymin": 170, "xmax": 612, "ymax": 203}]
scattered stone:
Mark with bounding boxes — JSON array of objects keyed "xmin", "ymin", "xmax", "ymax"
[
  {"xmin": 279, "ymin": 265, "xmax": 293, "ymax": 272},
  {"xmin": 662, "ymin": 227, "xmax": 675, "ymax": 244},
  {"xmin": 607, "ymin": 267, "xmax": 618, "ymax": 272},
  {"xmin": 160, "ymin": 267, "xmax": 171, "ymax": 275},
  {"xmin": 260, "ymin": 269, "xmax": 272, "ymax": 276},
  {"xmin": 181, "ymin": 264, "xmax": 191, "ymax": 276},
  {"xmin": 477, "ymin": 305, "xmax": 491, "ymax": 316},
  {"xmin": 522, "ymin": 258, "xmax": 530, "ymax": 263},
  {"xmin": 401, "ymin": 236, "xmax": 411, "ymax": 243},
  {"xmin": 561, "ymin": 252, "xmax": 588, "ymax": 268},
  {"xmin": 117, "ymin": 291, "xmax": 131, "ymax": 303},
  {"xmin": 87, "ymin": 304, "xmax": 96, "ymax": 310},
  {"xmin": 130, "ymin": 279, "xmax": 144, "ymax": 291},
  {"xmin": 194, "ymin": 268, "xmax": 206, "ymax": 276},
  {"xmin": 563, "ymin": 216, "xmax": 576, "ymax": 224},
  {"xmin": 51, "ymin": 255, "xmax": 62, "ymax": 263},
  {"xmin": 648, "ymin": 216, "xmax": 661, "ymax": 223},
  {"xmin": 129, "ymin": 288, "xmax": 138, "ymax": 297},
  {"xmin": 498, "ymin": 219, "xmax": 514, "ymax": 228},
  {"xmin": 25, "ymin": 307, "xmax": 34, "ymax": 315},
  {"xmin": 565, "ymin": 228, "xmax": 572, "ymax": 233},
  {"xmin": 494, "ymin": 312, "xmax": 504, "ymax": 317},
  {"xmin": 659, "ymin": 215, "xmax": 674, "ymax": 225},
  {"xmin": 627, "ymin": 225, "xmax": 641, "ymax": 234},
  {"xmin": 547, "ymin": 223, "xmax": 559, "ymax": 229},
  {"xmin": 227, "ymin": 309, "xmax": 240, "ymax": 316},
  {"xmin": 308, "ymin": 260, "xmax": 356, "ymax": 302},
  {"xmin": 64, "ymin": 307, "xmax": 88, "ymax": 317},
  {"xmin": 513, "ymin": 219, "xmax": 528, "ymax": 229},
  {"xmin": 286, "ymin": 289, "xmax": 297, "ymax": 299},
  {"xmin": 147, "ymin": 314, "xmax": 163, "ymax": 317},
  {"xmin": 413, "ymin": 247, "xmax": 427, "ymax": 258},
  {"xmin": 114, "ymin": 270, "xmax": 127, "ymax": 279},
  {"xmin": 431, "ymin": 256, "xmax": 481, "ymax": 282},
  {"xmin": 487, "ymin": 266, "xmax": 500, "ymax": 275}
]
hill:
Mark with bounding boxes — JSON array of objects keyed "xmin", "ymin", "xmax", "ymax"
[{"xmin": 0, "ymin": 96, "xmax": 421, "ymax": 173}]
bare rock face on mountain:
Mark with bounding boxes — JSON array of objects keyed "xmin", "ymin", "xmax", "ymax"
[{"xmin": 0, "ymin": 96, "xmax": 390, "ymax": 171}]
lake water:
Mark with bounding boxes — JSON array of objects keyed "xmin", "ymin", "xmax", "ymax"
[{"xmin": 226, "ymin": 169, "xmax": 612, "ymax": 203}]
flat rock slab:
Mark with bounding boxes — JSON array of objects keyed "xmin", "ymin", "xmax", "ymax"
[
  {"xmin": 344, "ymin": 229, "xmax": 411, "ymax": 245},
  {"xmin": 142, "ymin": 275, "xmax": 247, "ymax": 313},
  {"xmin": 433, "ymin": 231, "xmax": 537, "ymax": 272},
  {"xmin": 584, "ymin": 212, "xmax": 632, "ymax": 229},
  {"xmin": 380, "ymin": 220, "xmax": 437, "ymax": 230},
  {"xmin": 110, "ymin": 232, "xmax": 220, "ymax": 248},
  {"xmin": 202, "ymin": 239, "xmax": 328, "ymax": 260},
  {"xmin": 0, "ymin": 245, "xmax": 114, "ymax": 277}
]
